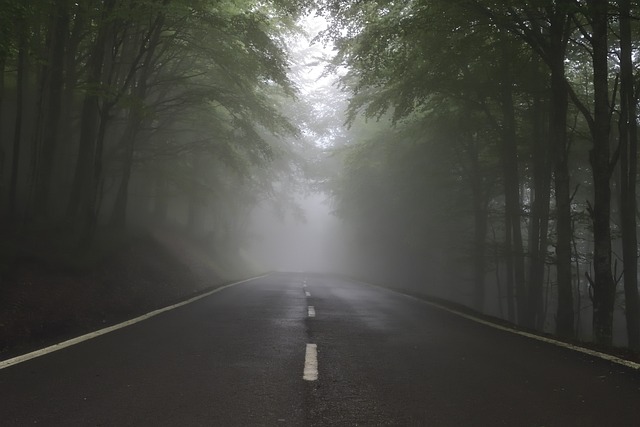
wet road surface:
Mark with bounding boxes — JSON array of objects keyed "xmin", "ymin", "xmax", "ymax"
[{"xmin": 2, "ymin": 272, "xmax": 640, "ymax": 426}]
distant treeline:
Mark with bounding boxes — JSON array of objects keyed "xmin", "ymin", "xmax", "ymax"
[
  {"xmin": 323, "ymin": 1, "xmax": 640, "ymax": 350},
  {"xmin": 0, "ymin": 0, "xmax": 304, "ymax": 252}
]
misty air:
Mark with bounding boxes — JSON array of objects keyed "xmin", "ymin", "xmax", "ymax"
[{"xmin": 1, "ymin": 1, "xmax": 640, "ymax": 425}]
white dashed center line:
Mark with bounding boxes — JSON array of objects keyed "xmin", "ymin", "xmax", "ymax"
[
  {"xmin": 305, "ymin": 291, "xmax": 311, "ymax": 297},
  {"xmin": 308, "ymin": 306, "xmax": 316, "ymax": 317},
  {"xmin": 303, "ymin": 344, "xmax": 318, "ymax": 381}
]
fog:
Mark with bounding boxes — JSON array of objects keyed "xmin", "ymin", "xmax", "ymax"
[
  {"xmin": 1, "ymin": 1, "xmax": 639, "ymax": 350},
  {"xmin": 246, "ymin": 193, "xmax": 347, "ymax": 274}
]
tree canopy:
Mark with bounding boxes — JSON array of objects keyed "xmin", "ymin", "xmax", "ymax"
[{"xmin": 320, "ymin": 0, "xmax": 640, "ymax": 349}]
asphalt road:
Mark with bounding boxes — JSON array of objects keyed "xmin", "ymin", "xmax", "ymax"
[{"xmin": 2, "ymin": 272, "xmax": 640, "ymax": 426}]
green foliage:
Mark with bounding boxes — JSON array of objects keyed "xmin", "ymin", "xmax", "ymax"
[
  {"xmin": 319, "ymin": 0, "xmax": 640, "ymax": 346},
  {"xmin": 0, "ymin": 0, "xmax": 315, "ymax": 256}
]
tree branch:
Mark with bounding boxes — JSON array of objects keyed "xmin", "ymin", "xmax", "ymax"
[{"xmin": 566, "ymin": 79, "xmax": 596, "ymax": 136}]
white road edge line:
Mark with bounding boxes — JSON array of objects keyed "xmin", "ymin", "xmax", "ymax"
[
  {"xmin": 303, "ymin": 343, "xmax": 318, "ymax": 381},
  {"xmin": 357, "ymin": 279, "xmax": 640, "ymax": 371},
  {"xmin": 0, "ymin": 274, "xmax": 269, "ymax": 371},
  {"xmin": 308, "ymin": 306, "xmax": 316, "ymax": 318},
  {"xmin": 305, "ymin": 291, "xmax": 311, "ymax": 297}
]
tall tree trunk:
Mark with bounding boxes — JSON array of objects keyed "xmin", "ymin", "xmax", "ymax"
[
  {"xmin": 9, "ymin": 20, "xmax": 27, "ymax": 221},
  {"xmin": 618, "ymin": 0, "xmax": 639, "ymax": 351},
  {"xmin": 59, "ymin": 1, "xmax": 85, "ymax": 210},
  {"xmin": 80, "ymin": 106, "xmax": 110, "ymax": 246},
  {"xmin": 80, "ymin": 7, "xmax": 121, "ymax": 246},
  {"xmin": 26, "ymin": 16, "xmax": 49, "ymax": 221},
  {"xmin": 110, "ymin": 10, "xmax": 166, "ymax": 229},
  {"xmin": 554, "ymin": 142, "xmax": 573, "ymax": 338},
  {"xmin": 470, "ymin": 140, "xmax": 488, "ymax": 313},
  {"xmin": 499, "ymin": 43, "xmax": 526, "ymax": 325},
  {"xmin": 66, "ymin": 0, "xmax": 115, "ymax": 228},
  {"xmin": 588, "ymin": 0, "xmax": 616, "ymax": 346},
  {"xmin": 66, "ymin": 87, "xmax": 101, "ymax": 222},
  {"xmin": 34, "ymin": 0, "xmax": 70, "ymax": 217},
  {"xmin": 527, "ymin": 66, "xmax": 552, "ymax": 330},
  {"xmin": 504, "ymin": 214, "xmax": 516, "ymax": 322},
  {"xmin": 548, "ymin": 23, "xmax": 574, "ymax": 339},
  {"xmin": 110, "ymin": 120, "xmax": 139, "ymax": 229}
]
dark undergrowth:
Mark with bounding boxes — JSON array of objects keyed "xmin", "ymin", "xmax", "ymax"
[{"xmin": 0, "ymin": 225, "xmax": 251, "ymax": 361}]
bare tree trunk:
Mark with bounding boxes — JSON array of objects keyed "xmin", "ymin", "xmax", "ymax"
[
  {"xmin": 66, "ymin": 0, "xmax": 115, "ymax": 230},
  {"xmin": 549, "ymin": 33, "xmax": 574, "ymax": 338},
  {"xmin": 504, "ymin": 214, "xmax": 516, "ymax": 323},
  {"xmin": 527, "ymin": 66, "xmax": 552, "ymax": 330},
  {"xmin": 470, "ymin": 140, "xmax": 488, "ymax": 312},
  {"xmin": 618, "ymin": 0, "xmax": 639, "ymax": 351},
  {"xmin": 491, "ymin": 225, "xmax": 504, "ymax": 317},
  {"xmin": 26, "ymin": 16, "xmax": 48, "ymax": 222},
  {"xmin": 110, "ymin": 10, "xmax": 166, "ymax": 229},
  {"xmin": 58, "ymin": 1, "xmax": 85, "ymax": 210},
  {"xmin": 555, "ymin": 147, "xmax": 573, "ymax": 338},
  {"xmin": 110, "ymin": 123, "xmax": 138, "ymax": 229},
  {"xmin": 588, "ymin": 0, "xmax": 616, "ymax": 346},
  {"xmin": 33, "ymin": 0, "xmax": 70, "ymax": 217},
  {"xmin": 80, "ymin": 107, "xmax": 110, "ymax": 246},
  {"xmin": 499, "ymin": 42, "xmax": 526, "ymax": 325},
  {"xmin": 66, "ymin": 87, "xmax": 101, "ymax": 222},
  {"xmin": 572, "ymin": 219, "xmax": 583, "ymax": 339}
]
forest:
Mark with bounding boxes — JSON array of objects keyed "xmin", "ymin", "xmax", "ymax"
[
  {"xmin": 0, "ymin": 0, "xmax": 318, "ymax": 352},
  {"xmin": 323, "ymin": 0, "xmax": 640, "ymax": 351},
  {"xmin": 1, "ymin": 0, "xmax": 640, "ymax": 355}
]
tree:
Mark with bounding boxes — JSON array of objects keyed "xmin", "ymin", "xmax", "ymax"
[
  {"xmin": 32, "ymin": 0, "xmax": 71, "ymax": 216},
  {"xmin": 617, "ymin": 0, "xmax": 640, "ymax": 352},
  {"xmin": 0, "ymin": 0, "xmax": 311, "ymax": 261},
  {"xmin": 321, "ymin": 0, "xmax": 640, "ymax": 348}
]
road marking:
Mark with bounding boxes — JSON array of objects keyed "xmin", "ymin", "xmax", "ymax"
[
  {"xmin": 308, "ymin": 306, "xmax": 316, "ymax": 317},
  {"xmin": 305, "ymin": 291, "xmax": 311, "ymax": 297},
  {"xmin": 422, "ymin": 300, "xmax": 640, "ymax": 370},
  {"xmin": 355, "ymin": 278, "xmax": 640, "ymax": 371},
  {"xmin": 0, "ymin": 274, "xmax": 269, "ymax": 371},
  {"xmin": 303, "ymin": 343, "xmax": 318, "ymax": 381}
]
